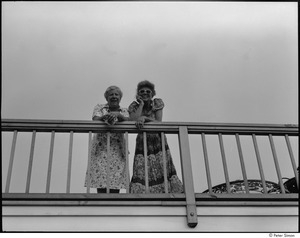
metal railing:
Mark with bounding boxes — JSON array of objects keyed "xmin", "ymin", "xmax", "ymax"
[{"xmin": 1, "ymin": 119, "xmax": 299, "ymax": 228}]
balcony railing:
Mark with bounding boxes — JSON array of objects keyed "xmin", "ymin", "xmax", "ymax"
[{"xmin": 1, "ymin": 119, "xmax": 299, "ymax": 228}]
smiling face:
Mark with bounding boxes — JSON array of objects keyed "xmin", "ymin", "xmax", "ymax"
[
  {"xmin": 106, "ymin": 89, "xmax": 121, "ymax": 110},
  {"xmin": 138, "ymin": 87, "xmax": 153, "ymax": 103}
]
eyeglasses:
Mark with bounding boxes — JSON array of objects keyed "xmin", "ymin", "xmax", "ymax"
[{"xmin": 139, "ymin": 89, "xmax": 152, "ymax": 94}]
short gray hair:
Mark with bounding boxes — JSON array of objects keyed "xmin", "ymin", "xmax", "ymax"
[{"xmin": 104, "ymin": 86, "xmax": 123, "ymax": 100}]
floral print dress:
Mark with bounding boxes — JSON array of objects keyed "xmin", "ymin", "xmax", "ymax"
[
  {"xmin": 128, "ymin": 98, "xmax": 184, "ymax": 193},
  {"xmin": 84, "ymin": 104, "xmax": 129, "ymax": 190}
]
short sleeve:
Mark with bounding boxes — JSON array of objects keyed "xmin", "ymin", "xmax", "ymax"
[
  {"xmin": 92, "ymin": 104, "xmax": 108, "ymax": 119},
  {"xmin": 128, "ymin": 101, "xmax": 139, "ymax": 114},
  {"xmin": 153, "ymin": 98, "xmax": 164, "ymax": 111}
]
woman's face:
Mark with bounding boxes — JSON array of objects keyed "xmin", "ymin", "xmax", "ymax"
[
  {"xmin": 138, "ymin": 87, "xmax": 153, "ymax": 102},
  {"xmin": 106, "ymin": 89, "xmax": 121, "ymax": 109}
]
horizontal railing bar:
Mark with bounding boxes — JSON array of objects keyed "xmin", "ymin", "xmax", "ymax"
[
  {"xmin": 2, "ymin": 193, "xmax": 297, "ymax": 202},
  {"xmin": 2, "ymin": 119, "xmax": 298, "ymax": 128},
  {"xmin": 2, "ymin": 200, "xmax": 187, "ymax": 206},
  {"xmin": 195, "ymin": 193, "xmax": 298, "ymax": 201},
  {"xmin": 2, "ymin": 193, "xmax": 186, "ymax": 201},
  {"xmin": 196, "ymin": 201, "xmax": 299, "ymax": 206},
  {"xmin": 2, "ymin": 127, "xmax": 298, "ymax": 136},
  {"xmin": 1, "ymin": 124, "xmax": 178, "ymax": 134},
  {"xmin": 2, "ymin": 121, "xmax": 298, "ymax": 135},
  {"xmin": 1, "ymin": 128, "xmax": 297, "ymax": 136},
  {"xmin": 2, "ymin": 200, "xmax": 298, "ymax": 207}
]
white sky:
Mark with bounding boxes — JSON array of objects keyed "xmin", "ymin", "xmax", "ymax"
[
  {"xmin": 2, "ymin": 1, "xmax": 298, "ymax": 123},
  {"xmin": 1, "ymin": 2, "xmax": 298, "ymax": 193}
]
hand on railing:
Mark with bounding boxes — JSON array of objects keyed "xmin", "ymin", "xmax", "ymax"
[
  {"xmin": 136, "ymin": 116, "xmax": 146, "ymax": 129},
  {"xmin": 102, "ymin": 113, "xmax": 118, "ymax": 125}
]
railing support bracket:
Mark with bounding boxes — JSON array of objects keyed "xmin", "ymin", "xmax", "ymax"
[
  {"xmin": 179, "ymin": 126, "xmax": 198, "ymax": 228},
  {"xmin": 186, "ymin": 204, "xmax": 198, "ymax": 228}
]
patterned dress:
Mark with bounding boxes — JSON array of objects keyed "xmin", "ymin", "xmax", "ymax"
[
  {"xmin": 129, "ymin": 98, "xmax": 184, "ymax": 193},
  {"xmin": 84, "ymin": 104, "xmax": 129, "ymax": 190}
]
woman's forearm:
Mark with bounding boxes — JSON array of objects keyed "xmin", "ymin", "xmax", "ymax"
[
  {"xmin": 129, "ymin": 106, "xmax": 143, "ymax": 120},
  {"xmin": 143, "ymin": 116, "xmax": 156, "ymax": 122},
  {"xmin": 144, "ymin": 109, "xmax": 163, "ymax": 123},
  {"xmin": 118, "ymin": 113, "xmax": 130, "ymax": 121},
  {"xmin": 92, "ymin": 115, "xmax": 105, "ymax": 121}
]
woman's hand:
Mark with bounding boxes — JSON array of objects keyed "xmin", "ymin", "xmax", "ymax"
[
  {"xmin": 111, "ymin": 111, "xmax": 127, "ymax": 121},
  {"xmin": 136, "ymin": 116, "xmax": 146, "ymax": 129},
  {"xmin": 136, "ymin": 96, "xmax": 144, "ymax": 107},
  {"xmin": 102, "ymin": 113, "xmax": 118, "ymax": 125}
]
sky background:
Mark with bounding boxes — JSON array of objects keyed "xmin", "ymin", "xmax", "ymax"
[{"xmin": 2, "ymin": 2, "xmax": 298, "ymax": 193}]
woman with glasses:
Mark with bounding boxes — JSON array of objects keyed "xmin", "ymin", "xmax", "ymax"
[{"xmin": 128, "ymin": 80, "xmax": 183, "ymax": 193}]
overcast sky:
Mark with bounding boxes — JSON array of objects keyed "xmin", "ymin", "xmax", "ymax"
[
  {"xmin": 2, "ymin": 1, "xmax": 298, "ymax": 124},
  {"xmin": 2, "ymin": 2, "xmax": 298, "ymax": 193}
]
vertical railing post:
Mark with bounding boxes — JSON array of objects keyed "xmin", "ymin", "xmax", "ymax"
[
  {"xmin": 125, "ymin": 132, "xmax": 130, "ymax": 193},
  {"xmin": 161, "ymin": 132, "xmax": 169, "ymax": 193},
  {"xmin": 178, "ymin": 126, "xmax": 197, "ymax": 228},
  {"xmin": 46, "ymin": 131, "xmax": 55, "ymax": 193},
  {"xmin": 86, "ymin": 131, "xmax": 92, "ymax": 194},
  {"xmin": 5, "ymin": 130, "xmax": 18, "ymax": 193},
  {"xmin": 26, "ymin": 130, "xmax": 36, "ymax": 193},
  {"xmin": 269, "ymin": 134, "xmax": 285, "ymax": 193},
  {"xmin": 235, "ymin": 134, "xmax": 249, "ymax": 193},
  {"xmin": 143, "ymin": 132, "xmax": 149, "ymax": 193},
  {"xmin": 201, "ymin": 133, "xmax": 213, "ymax": 194},
  {"xmin": 66, "ymin": 131, "xmax": 74, "ymax": 193},
  {"xmin": 106, "ymin": 132, "xmax": 111, "ymax": 193},
  {"xmin": 285, "ymin": 135, "xmax": 299, "ymax": 189},
  {"xmin": 218, "ymin": 133, "xmax": 231, "ymax": 193},
  {"xmin": 252, "ymin": 134, "xmax": 268, "ymax": 194}
]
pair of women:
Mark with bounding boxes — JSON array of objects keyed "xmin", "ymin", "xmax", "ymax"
[{"xmin": 84, "ymin": 80, "xmax": 183, "ymax": 194}]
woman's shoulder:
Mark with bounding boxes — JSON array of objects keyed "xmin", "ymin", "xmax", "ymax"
[
  {"xmin": 92, "ymin": 104, "xmax": 108, "ymax": 118},
  {"xmin": 94, "ymin": 103, "xmax": 108, "ymax": 110},
  {"xmin": 128, "ymin": 101, "xmax": 139, "ymax": 113},
  {"xmin": 153, "ymin": 98, "xmax": 164, "ymax": 111},
  {"xmin": 129, "ymin": 101, "xmax": 139, "ymax": 107}
]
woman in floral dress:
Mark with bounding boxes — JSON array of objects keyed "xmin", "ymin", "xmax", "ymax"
[
  {"xmin": 129, "ymin": 80, "xmax": 183, "ymax": 193},
  {"xmin": 85, "ymin": 86, "xmax": 129, "ymax": 193}
]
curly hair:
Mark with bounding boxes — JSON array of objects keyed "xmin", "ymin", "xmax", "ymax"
[
  {"xmin": 104, "ymin": 86, "xmax": 123, "ymax": 100},
  {"xmin": 136, "ymin": 80, "xmax": 156, "ymax": 96}
]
